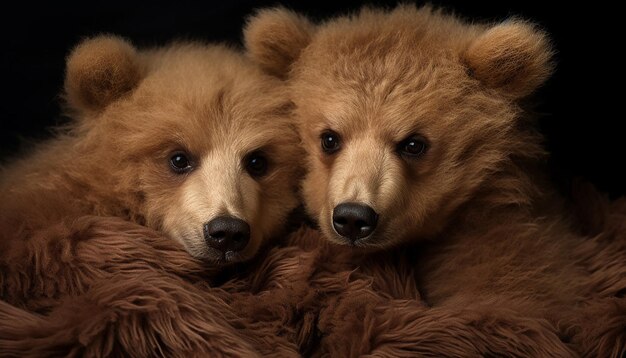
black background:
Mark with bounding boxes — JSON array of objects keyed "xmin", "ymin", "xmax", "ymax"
[{"xmin": 1, "ymin": 1, "xmax": 622, "ymax": 197}]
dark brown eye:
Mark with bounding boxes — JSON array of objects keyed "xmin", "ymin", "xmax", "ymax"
[
  {"xmin": 245, "ymin": 151, "xmax": 269, "ymax": 178},
  {"xmin": 321, "ymin": 130, "xmax": 341, "ymax": 154},
  {"xmin": 170, "ymin": 152, "xmax": 193, "ymax": 173},
  {"xmin": 398, "ymin": 135, "xmax": 428, "ymax": 158}
]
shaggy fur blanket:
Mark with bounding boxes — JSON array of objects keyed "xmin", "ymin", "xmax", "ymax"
[{"xmin": 1, "ymin": 192, "xmax": 625, "ymax": 357}]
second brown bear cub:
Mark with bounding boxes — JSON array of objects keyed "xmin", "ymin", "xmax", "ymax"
[
  {"xmin": 245, "ymin": 4, "xmax": 624, "ymax": 355},
  {"xmin": 246, "ymin": 5, "xmax": 554, "ymax": 247}
]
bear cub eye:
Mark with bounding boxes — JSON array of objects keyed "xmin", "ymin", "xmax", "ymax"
[
  {"xmin": 321, "ymin": 130, "xmax": 341, "ymax": 154},
  {"xmin": 245, "ymin": 150, "xmax": 269, "ymax": 178},
  {"xmin": 170, "ymin": 152, "xmax": 193, "ymax": 174},
  {"xmin": 398, "ymin": 135, "xmax": 428, "ymax": 158}
]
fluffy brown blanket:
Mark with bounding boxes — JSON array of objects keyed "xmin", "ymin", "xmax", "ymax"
[{"xmin": 1, "ymin": 195, "xmax": 625, "ymax": 357}]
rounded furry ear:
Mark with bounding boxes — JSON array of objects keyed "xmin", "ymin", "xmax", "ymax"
[
  {"xmin": 465, "ymin": 21, "xmax": 554, "ymax": 99},
  {"xmin": 244, "ymin": 7, "xmax": 314, "ymax": 79},
  {"xmin": 65, "ymin": 35, "xmax": 142, "ymax": 113}
]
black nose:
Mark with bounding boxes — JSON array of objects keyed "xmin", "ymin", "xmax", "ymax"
[
  {"xmin": 332, "ymin": 203, "xmax": 378, "ymax": 241},
  {"xmin": 203, "ymin": 216, "xmax": 250, "ymax": 253}
]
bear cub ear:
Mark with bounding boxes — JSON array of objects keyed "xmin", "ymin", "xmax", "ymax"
[
  {"xmin": 464, "ymin": 21, "xmax": 554, "ymax": 99},
  {"xmin": 65, "ymin": 35, "xmax": 143, "ymax": 114},
  {"xmin": 244, "ymin": 7, "xmax": 314, "ymax": 79}
]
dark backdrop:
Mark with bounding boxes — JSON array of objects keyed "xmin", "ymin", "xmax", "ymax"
[{"xmin": 1, "ymin": 1, "xmax": 622, "ymax": 197}]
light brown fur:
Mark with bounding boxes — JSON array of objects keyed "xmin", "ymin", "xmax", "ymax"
[
  {"xmin": 0, "ymin": 36, "xmax": 302, "ymax": 308},
  {"xmin": 245, "ymin": 5, "xmax": 626, "ymax": 356}
]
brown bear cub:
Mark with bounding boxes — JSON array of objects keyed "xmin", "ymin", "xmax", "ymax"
[
  {"xmin": 245, "ymin": 5, "xmax": 625, "ymax": 356},
  {"xmin": 0, "ymin": 36, "xmax": 301, "ymax": 305}
]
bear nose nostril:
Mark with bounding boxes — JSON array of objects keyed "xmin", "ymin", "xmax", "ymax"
[
  {"xmin": 203, "ymin": 216, "xmax": 251, "ymax": 253},
  {"xmin": 210, "ymin": 230, "xmax": 226, "ymax": 239},
  {"xmin": 332, "ymin": 203, "xmax": 378, "ymax": 242},
  {"xmin": 232, "ymin": 233, "xmax": 247, "ymax": 244}
]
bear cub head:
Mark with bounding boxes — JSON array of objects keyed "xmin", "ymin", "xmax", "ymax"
[
  {"xmin": 64, "ymin": 36, "xmax": 301, "ymax": 263},
  {"xmin": 245, "ymin": 5, "xmax": 553, "ymax": 249}
]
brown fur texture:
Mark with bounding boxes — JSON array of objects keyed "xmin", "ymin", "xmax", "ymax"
[
  {"xmin": 245, "ymin": 4, "xmax": 626, "ymax": 356},
  {"xmin": 1, "ymin": 212, "xmax": 624, "ymax": 357},
  {"xmin": 0, "ymin": 36, "xmax": 302, "ymax": 309}
]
